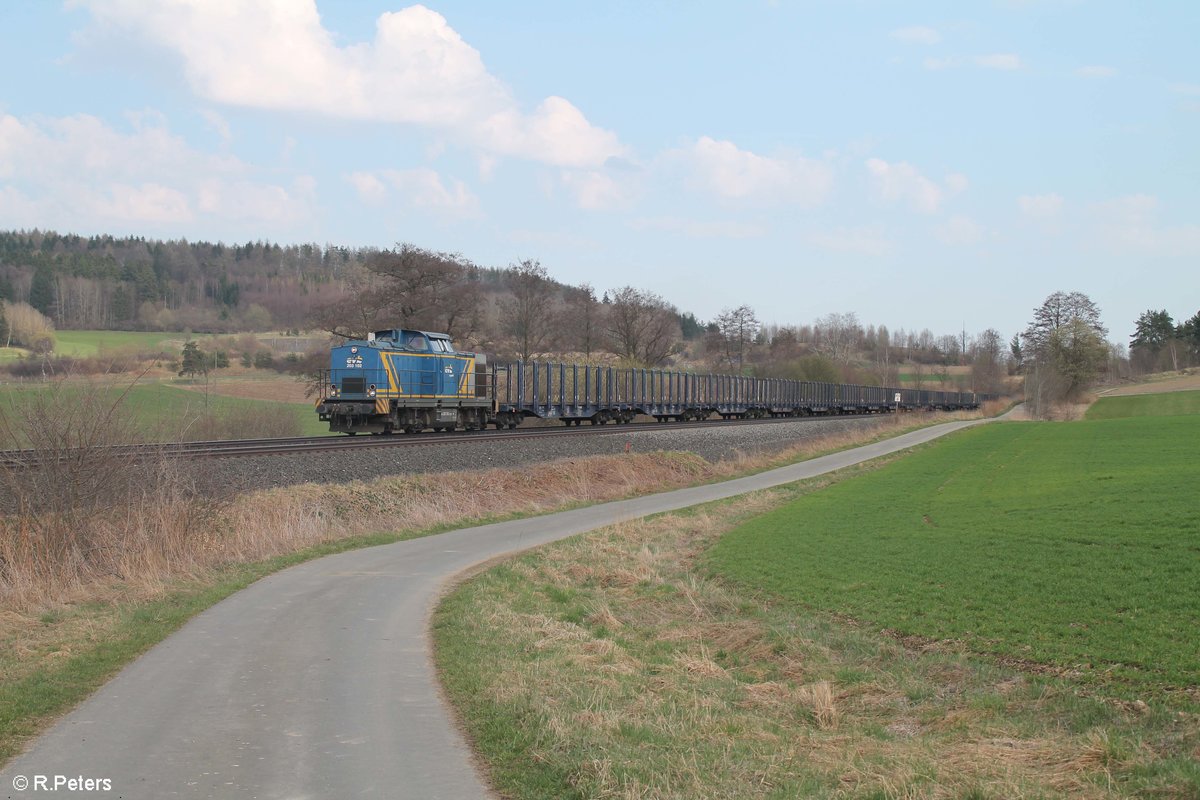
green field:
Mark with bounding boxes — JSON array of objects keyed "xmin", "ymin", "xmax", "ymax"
[
  {"xmin": 0, "ymin": 382, "xmax": 329, "ymax": 441},
  {"xmin": 1086, "ymin": 389, "xmax": 1200, "ymax": 420},
  {"xmin": 51, "ymin": 330, "xmax": 208, "ymax": 357},
  {"xmin": 708, "ymin": 406, "xmax": 1200, "ymax": 695}
]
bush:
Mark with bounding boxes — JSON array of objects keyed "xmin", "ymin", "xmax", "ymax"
[{"xmin": 0, "ymin": 378, "xmax": 214, "ymax": 605}]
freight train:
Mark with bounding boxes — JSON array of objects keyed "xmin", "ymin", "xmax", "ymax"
[{"xmin": 315, "ymin": 328, "xmax": 991, "ymax": 435}]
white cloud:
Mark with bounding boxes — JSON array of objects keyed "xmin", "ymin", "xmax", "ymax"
[
  {"xmin": 629, "ymin": 216, "xmax": 767, "ymax": 239},
  {"xmin": 348, "ymin": 171, "xmax": 389, "ymax": 205},
  {"xmin": 975, "ymin": 53, "xmax": 1023, "ymax": 70},
  {"xmin": 1018, "ymin": 193, "xmax": 1064, "ymax": 218},
  {"xmin": 104, "ymin": 182, "xmax": 192, "ymax": 222},
  {"xmin": 348, "ymin": 167, "xmax": 478, "ymax": 217},
  {"xmin": 75, "ymin": 1, "xmax": 623, "ymax": 168},
  {"xmin": 668, "ymin": 137, "xmax": 833, "ymax": 206},
  {"xmin": 1169, "ymin": 83, "xmax": 1200, "ymax": 96},
  {"xmin": 890, "ymin": 26, "xmax": 940, "ymax": 45},
  {"xmin": 934, "ymin": 215, "xmax": 983, "ymax": 246},
  {"xmin": 1075, "ymin": 65, "xmax": 1116, "ymax": 78},
  {"xmin": 923, "ymin": 56, "xmax": 957, "ymax": 71},
  {"xmin": 559, "ymin": 170, "xmax": 631, "ymax": 211},
  {"xmin": 198, "ymin": 108, "xmax": 232, "ymax": 143},
  {"xmin": 0, "ymin": 112, "xmax": 313, "ymax": 230},
  {"xmin": 865, "ymin": 158, "xmax": 946, "ymax": 214}
]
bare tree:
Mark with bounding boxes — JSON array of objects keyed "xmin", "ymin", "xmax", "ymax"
[
  {"xmin": 1023, "ymin": 290, "xmax": 1107, "ymax": 355},
  {"xmin": 315, "ymin": 244, "xmax": 482, "ymax": 341},
  {"xmin": 910, "ymin": 361, "xmax": 926, "ymax": 391},
  {"xmin": 814, "ymin": 312, "xmax": 861, "ymax": 364},
  {"xmin": 970, "ymin": 328, "xmax": 1006, "ymax": 394},
  {"xmin": 501, "ymin": 259, "xmax": 555, "ymax": 361},
  {"xmin": 563, "ymin": 283, "xmax": 603, "ymax": 359},
  {"xmin": 606, "ymin": 286, "xmax": 680, "ymax": 366},
  {"xmin": 714, "ymin": 304, "xmax": 760, "ymax": 371}
]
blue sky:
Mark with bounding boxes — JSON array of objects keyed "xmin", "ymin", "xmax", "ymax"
[{"xmin": 1, "ymin": 1, "xmax": 1196, "ymax": 344}]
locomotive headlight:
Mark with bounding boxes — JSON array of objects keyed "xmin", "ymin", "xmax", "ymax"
[
  {"xmin": 368, "ymin": 384, "xmax": 377, "ymax": 397},
  {"xmin": 330, "ymin": 384, "xmax": 338, "ymax": 397}
]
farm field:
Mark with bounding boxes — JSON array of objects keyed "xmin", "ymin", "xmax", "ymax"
[
  {"xmin": 709, "ymin": 404, "xmax": 1199, "ymax": 695},
  {"xmin": 50, "ymin": 330, "xmax": 206, "ymax": 357},
  {"xmin": 436, "ymin": 394, "xmax": 1200, "ymax": 798},
  {"xmin": 0, "ymin": 381, "xmax": 329, "ymax": 442},
  {"xmin": 1086, "ymin": 389, "xmax": 1200, "ymax": 419}
]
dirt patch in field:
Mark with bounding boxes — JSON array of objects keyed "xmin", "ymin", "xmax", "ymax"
[
  {"xmin": 175, "ymin": 378, "xmax": 313, "ymax": 404},
  {"xmin": 1100, "ymin": 372, "xmax": 1200, "ymax": 396}
]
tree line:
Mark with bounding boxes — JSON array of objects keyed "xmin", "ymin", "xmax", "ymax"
[{"xmin": 18, "ymin": 229, "xmax": 1189, "ymax": 407}]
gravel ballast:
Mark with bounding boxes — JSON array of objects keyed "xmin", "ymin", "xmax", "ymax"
[{"xmin": 196, "ymin": 416, "xmax": 897, "ymax": 494}]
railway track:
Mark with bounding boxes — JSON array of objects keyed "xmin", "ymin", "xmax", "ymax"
[{"xmin": 0, "ymin": 412, "xmax": 900, "ymax": 466}]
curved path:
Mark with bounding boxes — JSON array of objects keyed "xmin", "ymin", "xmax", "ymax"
[{"xmin": 2, "ymin": 418, "xmax": 993, "ymax": 799}]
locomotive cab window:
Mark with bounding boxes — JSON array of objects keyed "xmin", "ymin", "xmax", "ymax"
[{"xmin": 407, "ymin": 335, "xmax": 429, "ymax": 351}]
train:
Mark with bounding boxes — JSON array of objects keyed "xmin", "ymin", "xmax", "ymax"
[{"xmin": 315, "ymin": 328, "xmax": 994, "ymax": 435}]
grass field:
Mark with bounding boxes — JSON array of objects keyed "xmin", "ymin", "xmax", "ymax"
[
  {"xmin": 1086, "ymin": 389, "xmax": 1200, "ymax": 419},
  {"xmin": 708, "ymin": 410, "xmax": 1199, "ymax": 696},
  {"xmin": 0, "ymin": 381, "xmax": 329, "ymax": 441},
  {"xmin": 51, "ymin": 330, "xmax": 203, "ymax": 357}
]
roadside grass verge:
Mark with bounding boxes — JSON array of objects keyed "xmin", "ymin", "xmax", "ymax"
[
  {"xmin": 1086, "ymin": 389, "xmax": 1200, "ymax": 420},
  {"xmin": 708, "ymin": 416, "xmax": 1200, "ymax": 698},
  {"xmin": 0, "ymin": 409, "xmax": 971, "ymax": 767},
  {"xmin": 435, "ymin": 480, "xmax": 1200, "ymax": 799}
]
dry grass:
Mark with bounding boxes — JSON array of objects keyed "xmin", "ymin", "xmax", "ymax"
[
  {"xmin": 174, "ymin": 377, "xmax": 313, "ymax": 404},
  {"xmin": 437, "ymin": 487, "xmax": 1198, "ymax": 799},
  {"xmin": 1100, "ymin": 371, "xmax": 1200, "ymax": 396}
]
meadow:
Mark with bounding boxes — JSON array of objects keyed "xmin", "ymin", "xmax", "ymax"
[
  {"xmin": 50, "ymin": 330, "xmax": 203, "ymax": 357},
  {"xmin": 1086, "ymin": 389, "xmax": 1200, "ymax": 419},
  {"xmin": 708, "ymin": 411, "xmax": 1199, "ymax": 695},
  {"xmin": 0, "ymin": 381, "xmax": 329, "ymax": 442}
]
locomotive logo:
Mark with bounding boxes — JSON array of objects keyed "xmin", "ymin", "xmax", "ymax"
[{"xmin": 346, "ymin": 355, "xmax": 363, "ymax": 368}]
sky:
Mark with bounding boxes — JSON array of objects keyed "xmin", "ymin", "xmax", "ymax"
[{"xmin": 0, "ymin": 1, "xmax": 1197, "ymax": 344}]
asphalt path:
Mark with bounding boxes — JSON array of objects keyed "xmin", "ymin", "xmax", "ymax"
[{"xmin": 2, "ymin": 417, "xmax": 993, "ymax": 800}]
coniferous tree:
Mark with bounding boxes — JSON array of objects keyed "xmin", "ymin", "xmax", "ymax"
[
  {"xmin": 178, "ymin": 340, "xmax": 208, "ymax": 379},
  {"xmin": 29, "ymin": 265, "xmax": 55, "ymax": 317}
]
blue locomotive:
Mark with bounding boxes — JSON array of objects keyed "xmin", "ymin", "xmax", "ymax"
[
  {"xmin": 316, "ymin": 329, "xmax": 490, "ymax": 435},
  {"xmin": 317, "ymin": 329, "xmax": 993, "ymax": 435}
]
